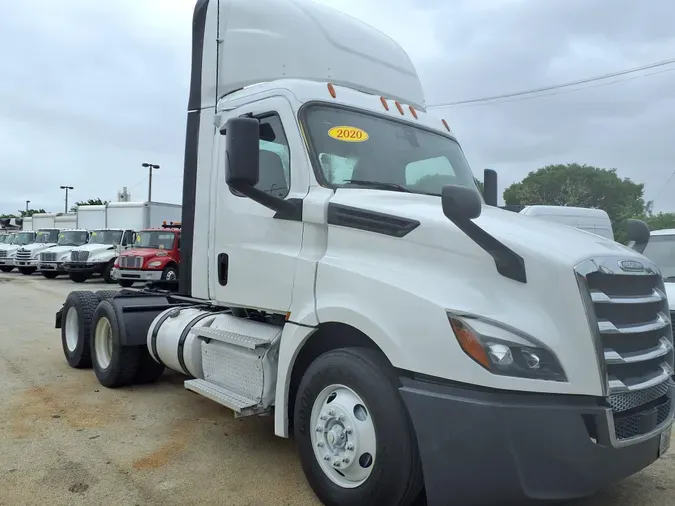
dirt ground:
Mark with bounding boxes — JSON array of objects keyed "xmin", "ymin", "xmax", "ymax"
[{"xmin": 1, "ymin": 270, "xmax": 674, "ymax": 505}]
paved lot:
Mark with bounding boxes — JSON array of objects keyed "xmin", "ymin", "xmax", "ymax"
[{"xmin": 1, "ymin": 270, "xmax": 674, "ymax": 505}]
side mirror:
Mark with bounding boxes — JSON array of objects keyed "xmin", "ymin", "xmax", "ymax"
[
  {"xmin": 225, "ymin": 117, "xmax": 260, "ymax": 189},
  {"xmin": 442, "ymin": 185, "xmax": 482, "ymax": 223},
  {"xmin": 625, "ymin": 218, "xmax": 650, "ymax": 254},
  {"xmin": 483, "ymin": 169, "xmax": 498, "ymax": 207}
]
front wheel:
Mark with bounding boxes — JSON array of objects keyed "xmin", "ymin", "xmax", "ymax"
[
  {"xmin": 42, "ymin": 271, "xmax": 59, "ymax": 279},
  {"xmin": 161, "ymin": 265, "xmax": 178, "ymax": 281},
  {"xmin": 294, "ymin": 347, "xmax": 423, "ymax": 506},
  {"xmin": 102, "ymin": 260, "xmax": 116, "ymax": 284},
  {"xmin": 118, "ymin": 279, "xmax": 134, "ymax": 288},
  {"xmin": 0, "ymin": 266, "xmax": 13, "ymax": 273},
  {"xmin": 18, "ymin": 267, "xmax": 36, "ymax": 275}
]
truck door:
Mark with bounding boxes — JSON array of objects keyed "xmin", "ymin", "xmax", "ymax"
[{"xmin": 211, "ymin": 96, "xmax": 308, "ymax": 312}]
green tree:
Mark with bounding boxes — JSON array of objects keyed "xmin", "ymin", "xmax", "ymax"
[
  {"xmin": 642, "ymin": 212, "xmax": 675, "ymax": 231},
  {"xmin": 20, "ymin": 208, "xmax": 46, "ymax": 217},
  {"xmin": 474, "ymin": 177, "xmax": 484, "ymax": 195},
  {"xmin": 503, "ymin": 163, "xmax": 646, "ymax": 243},
  {"xmin": 70, "ymin": 198, "xmax": 109, "ymax": 212}
]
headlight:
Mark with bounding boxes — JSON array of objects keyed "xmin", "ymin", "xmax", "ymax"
[
  {"xmin": 447, "ymin": 312, "xmax": 567, "ymax": 382},
  {"xmin": 147, "ymin": 261, "xmax": 162, "ymax": 268}
]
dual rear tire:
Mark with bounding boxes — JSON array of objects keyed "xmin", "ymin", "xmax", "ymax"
[{"xmin": 60, "ymin": 291, "xmax": 164, "ymax": 386}]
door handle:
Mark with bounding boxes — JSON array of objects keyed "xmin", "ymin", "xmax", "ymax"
[{"xmin": 217, "ymin": 253, "xmax": 229, "ymax": 286}]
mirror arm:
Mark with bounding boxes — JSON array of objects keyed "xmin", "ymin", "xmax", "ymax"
[{"xmin": 228, "ymin": 182, "xmax": 303, "ymax": 221}]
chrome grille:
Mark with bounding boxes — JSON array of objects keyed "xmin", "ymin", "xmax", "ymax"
[
  {"xmin": 70, "ymin": 250, "xmax": 89, "ymax": 262},
  {"xmin": 576, "ymin": 256, "xmax": 674, "ymax": 442},
  {"xmin": 0, "ymin": 250, "xmax": 6, "ymax": 258},
  {"xmin": 119, "ymin": 255, "xmax": 143, "ymax": 268},
  {"xmin": 40, "ymin": 252, "xmax": 57, "ymax": 262},
  {"xmin": 15, "ymin": 249, "xmax": 31, "ymax": 261}
]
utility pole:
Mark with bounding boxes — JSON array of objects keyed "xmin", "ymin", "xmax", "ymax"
[
  {"xmin": 60, "ymin": 186, "xmax": 73, "ymax": 213},
  {"xmin": 142, "ymin": 163, "xmax": 160, "ymax": 202}
]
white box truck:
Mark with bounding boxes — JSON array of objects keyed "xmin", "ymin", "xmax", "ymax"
[
  {"xmin": 54, "ymin": 1, "xmax": 673, "ymax": 505},
  {"xmin": 55, "ymin": 213, "xmax": 77, "ymax": 229},
  {"xmin": 31, "ymin": 213, "xmax": 57, "ymax": 229},
  {"xmin": 0, "ymin": 230, "xmax": 35, "ymax": 272},
  {"xmin": 64, "ymin": 202, "xmax": 181, "ymax": 283},
  {"xmin": 22, "ymin": 217, "xmax": 33, "ymax": 231}
]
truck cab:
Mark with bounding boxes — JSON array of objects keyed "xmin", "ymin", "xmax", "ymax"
[
  {"xmin": 14, "ymin": 229, "xmax": 60, "ymax": 275},
  {"xmin": 0, "ymin": 230, "xmax": 35, "ymax": 272},
  {"xmin": 38, "ymin": 229, "xmax": 91, "ymax": 279},
  {"xmin": 53, "ymin": 1, "xmax": 672, "ymax": 505},
  {"xmin": 65, "ymin": 228, "xmax": 136, "ymax": 283},
  {"xmin": 113, "ymin": 223, "xmax": 180, "ymax": 287}
]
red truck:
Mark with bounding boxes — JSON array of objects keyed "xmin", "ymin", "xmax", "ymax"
[{"xmin": 112, "ymin": 222, "xmax": 181, "ymax": 288}]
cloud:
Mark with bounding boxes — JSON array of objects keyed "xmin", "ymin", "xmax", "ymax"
[{"xmin": 1, "ymin": 0, "xmax": 674, "ymax": 216}]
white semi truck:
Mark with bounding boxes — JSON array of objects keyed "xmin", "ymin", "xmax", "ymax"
[
  {"xmin": 38, "ymin": 229, "xmax": 91, "ymax": 279},
  {"xmin": 14, "ymin": 228, "xmax": 61, "ymax": 275},
  {"xmin": 0, "ymin": 230, "xmax": 36, "ymax": 272},
  {"xmin": 64, "ymin": 202, "xmax": 179, "ymax": 283},
  {"xmin": 54, "ymin": 1, "xmax": 673, "ymax": 505}
]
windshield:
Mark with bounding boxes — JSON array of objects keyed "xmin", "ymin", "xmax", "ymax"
[
  {"xmin": 0, "ymin": 236, "xmax": 6, "ymax": 244},
  {"xmin": 643, "ymin": 235, "xmax": 675, "ymax": 281},
  {"xmin": 301, "ymin": 104, "xmax": 479, "ymax": 196},
  {"xmin": 89, "ymin": 230, "xmax": 123, "ymax": 245},
  {"xmin": 36, "ymin": 229, "xmax": 59, "ymax": 243},
  {"xmin": 6, "ymin": 234, "xmax": 16, "ymax": 244},
  {"xmin": 57, "ymin": 230, "xmax": 89, "ymax": 246},
  {"xmin": 135, "ymin": 231, "xmax": 176, "ymax": 250},
  {"xmin": 14, "ymin": 232, "xmax": 36, "ymax": 245}
]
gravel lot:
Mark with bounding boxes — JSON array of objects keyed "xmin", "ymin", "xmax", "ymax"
[{"xmin": 1, "ymin": 270, "xmax": 674, "ymax": 505}]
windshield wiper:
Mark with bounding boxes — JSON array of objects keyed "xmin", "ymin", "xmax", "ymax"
[{"xmin": 345, "ymin": 179, "xmax": 412, "ymax": 193}]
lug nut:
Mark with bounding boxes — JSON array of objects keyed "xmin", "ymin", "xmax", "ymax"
[
  {"xmin": 345, "ymin": 427, "xmax": 353, "ymax": 434},
  {"xmin": 316, "ymin": 441, "xmax": 324, "ymax": 448},
  {"xmin": 342, "ymin": 457, "xmax": 350, "ymax": 464},
  {"xmin": 346, "ymin": 443, "xmax": 354, "ymax": 450},
  {"xmin": 333, "ymin": 459, "xmax": 341, "ymax": 467},
  {"xmin": 320, "ymin": 413, "xmax": 328, "ymax": 420},
  {"xmin": 315, "ymin": 425, "xmax": 323, "ymax": 432},
  {"xmin": 337, "ymin": 414, "xmax": 345, "ymax": 421},
  {"xmin": 323, "ymin": 454, "xmax": 331, "ymax": 461},
  {"xmin": 328, "ymin": 409, "xmax": 335, "ymax": 416}
]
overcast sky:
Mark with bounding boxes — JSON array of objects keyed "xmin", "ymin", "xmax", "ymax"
[{"xmin": 1, "ymin": 0, "xmax": 674, "ymax": 215}]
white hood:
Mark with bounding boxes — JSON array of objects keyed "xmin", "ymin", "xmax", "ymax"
[
  {"xmin": 0, "ymin": 244, "xmax": 21, "ymax": 255},
  {"xmin": 331, "ymin": 190, "xmax": 638, "ymax": 268},
  {"xmin": 71, "ymin": 243, "xmax": 118, "ymax": 262},
  {"xmin": 73, "ymin": 243, "xmax": 117, "ymax": 254},
  {"xmin": 21, "ymin": 242, "xmax": 57, "ymax": 252},
  {"xmin": 41, "ymin": 245, "xmax": 83, "ymax": 261}
]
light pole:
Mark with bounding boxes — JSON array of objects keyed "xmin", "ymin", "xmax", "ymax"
[
  {"xmin": 60, "ymin": 186, "xmax": 73, "ymax": 213},
  {"xmin": 25, "ymin": 200, "xmax": 30, "ymax": 213},
  {"xmin": 142, "ymin": 163, "xmax": 160, "ymax": 202}
]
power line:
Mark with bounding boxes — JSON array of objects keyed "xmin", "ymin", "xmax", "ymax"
[
  {"xmin": 429, "ymin": 57, "xmax": 675, "ymax": 108},
  {"xmin": 652, "ymin": 168, "xmax": 675, "ymax": 205}
]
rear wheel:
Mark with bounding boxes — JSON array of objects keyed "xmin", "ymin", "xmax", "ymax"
[
  {"xmin": 69, "ymin": 272, "xmax": 89, "ymax": 283},
  {"xmin": 42, "ymin": 271, "xmax": 59, "ymax": 279},
  {"xmin": 61, "ymin": 291, "xmax": 101, "ymax": 368},
  {"xmin": 294, "ymin": 347, "xmax": 423, "ymax": 506},
  {"xmin": 0, "ymin": 266, "xmax": 13, "ymax": 273},
  {"xmin": 91, "ymin": 300, "xmax": 141, "ymax": 388},
  {"xmin": 18, "ymin": 267, "xmax": 36, "ymax": 275},
  {"xmin": 102, "ymin": 260, "xmax": 116, "ymax": 284},
  {"xmin": 118, "ymin": 279, "xmax": 134, "ymax": 288}
]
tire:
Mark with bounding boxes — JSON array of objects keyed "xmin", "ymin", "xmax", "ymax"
[
  {"xmin": 18, "ymin": 267, "xmax": 36, "ymax": 275},
  {"xmin": 95, "ymin": 290, "xmax": 119, "ymax": 302},
  {"xmin": 60, "ymin": 291, "xmax": 101, "ymax": 368},
  {"xmin": 161, "ymin": 265, "xmax": 178, "ymax": 281},
  {"xmin": 42, "ymin": 271, "xmax": 59, "ymax": 279},
  {"xmin": 118, "ymin": 279, "xmax": 134, "ymax": 288},
  {"xmin": 69, "ymin": 272, "xmax": 89, "ymax": 283},
  {"xmin": 294, "ymin": 347, "xmax": 423, "ymax": 506},
  {"xmin": 0, "ymin": 266, "xmax": 13, "ymax": 273},
  {"xmin": 102, "ymin": 260, "xmax": 116, "ymax": 284},
  {"xmin": 91, "ymin": 300, "xmax": 141, "ymax": 388},
  {"xmin": 134, "ymin": 349, "xmax": 166, "ymax": 384}
]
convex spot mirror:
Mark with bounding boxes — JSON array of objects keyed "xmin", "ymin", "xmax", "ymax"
[
  {"xmin": 442, "ymin": 184, "xmax": 482, "ymax": 222},
  {"xmin": 625, "ymin": 218, "xmax": 650, "ymax": 254}
]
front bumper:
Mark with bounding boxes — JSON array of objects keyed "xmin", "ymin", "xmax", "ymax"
[
  {"xmin": 114, "ymin": 268, "xmax": 162, "ymax": 281},
  {"xmin": 0, "ymin": 258, "xmax": 14, "ymax": 266},
  {"xmin": 399, "ymin": 376, "xmax": 673, "ymax": 506},
  {"xmin": 64, "ymin": 262, "xmax": 105, "ymax": 275},
  {"xmin": 14, "ymin": 258, "xmax": 37, "ymax": 268},
  {"xmin": 39, "ymin": 262, "xmax": 66, "ymax": 272}
]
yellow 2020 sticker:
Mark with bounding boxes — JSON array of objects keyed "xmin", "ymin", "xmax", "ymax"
[{"xmin": 328, "ymin": 126, "xmax": 369, "ymax": 143}]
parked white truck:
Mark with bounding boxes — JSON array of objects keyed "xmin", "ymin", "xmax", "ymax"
[
  {"xmin": 14, "ymin": 228, "xmax": 61, "ymax": 275},
  {"xmin": 64, "ymin": 202, "xmax": 179, "ymax": 283},
  {"xmin": 54, "ymin": 1, "xmax": 673, "ymax": 505},
  {"xmin": 641, "ymin": 228, "xmax": 675, "ymax": 306},
  {"xmin": 38, "ymin": 229, "xmax": 91, "ymax": 279},
  {"xmin": 0, "ymin": 230, "xmax": 35, "ymax": 272}
]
